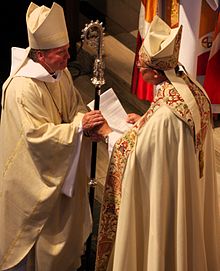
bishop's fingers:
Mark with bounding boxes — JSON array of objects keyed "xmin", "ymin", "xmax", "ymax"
[{"xmin": 82, "ymin": 111, "xmax": 105, "ymax": 131}]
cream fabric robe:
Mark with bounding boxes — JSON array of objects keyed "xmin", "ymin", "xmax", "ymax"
[
  {"xmin": 109, "ymin": 108, "xmax": 219, "ymax": 271},
  {"xmin": 96, "ymin": 80, "xmax": 220, "ymax": 271},
  {"xmin": 0, "ymin": 68, "xmax": 92, "ymax": 270}
]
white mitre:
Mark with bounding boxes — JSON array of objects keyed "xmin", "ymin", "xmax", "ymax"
[
  {"xmin": 26, "ymin": 2, "xmax": 69, "ymax": 49},
  {"xmin": 139, "ymin": 15, "xmax": 182, "ymax": 71}
]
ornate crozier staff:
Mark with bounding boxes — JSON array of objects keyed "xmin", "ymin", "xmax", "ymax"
[{"xmin": 81, "ymin": 20, "xmax": 105, "ymax": 269}]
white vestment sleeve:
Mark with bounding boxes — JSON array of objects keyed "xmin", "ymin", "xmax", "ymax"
[{"xmin": 61, "ymin": 123, "xmax": 83, "ymax": 197}]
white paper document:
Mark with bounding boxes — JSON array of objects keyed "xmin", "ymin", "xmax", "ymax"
[{"xmin": 87, "ymin": 88, "xmax": 132, "ymax": 133}]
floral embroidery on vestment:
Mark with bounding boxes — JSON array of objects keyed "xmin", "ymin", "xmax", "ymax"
[{"xmin": 95, "ymin": 75, "xmax": 210, "ymax": 270}]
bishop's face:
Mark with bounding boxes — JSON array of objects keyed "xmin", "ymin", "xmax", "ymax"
[
  {"xmin": 38, "ymin": 44, "xmax": 70, "ymax": 73},
  {"xmin": 136, "ymin": 58, "xmax": 167, "ymax": 85}
]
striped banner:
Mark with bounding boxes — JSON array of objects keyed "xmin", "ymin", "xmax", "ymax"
[
  {"xmin": 178, "ymin": 0, "xmax": 202, "ymax": 77},
  {"xmin": 197, "ymin": 0, "xmax": 219, "ymax": 81},
  {"xmin": 131, "ymin": 0, "xmax": 158, "ymax": 101},
  {"xmin": 131, "ymin": 0, "xmax": 219, "ymax": 108},
  {"xmin": 204, "ymin": 11, "xmax": 220, "ymax": 112},
  {"xmin": 131, "ymin": 0, "xmax": 180, "ymax": 102},
  {"xmin": 163, "ymin": 0, "xmax": 179, "ymax": 27},
  {"xmin": 179, "ymin": 0, "xmax": 219, "ymax": 112}
]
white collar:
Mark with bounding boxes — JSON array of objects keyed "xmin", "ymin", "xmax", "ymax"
[{"xmin": 11, "ymin": 47, "xmax": 62, "ymax": 83}]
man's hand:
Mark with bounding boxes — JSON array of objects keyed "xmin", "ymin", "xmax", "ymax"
[
  {"xmin": 82, "ymin": 110, "xmax": 105, "ymax": 133},
  {"xmin": 126, "ymin": 113, "xmax": 141, "ymax": 124},
  {"xmin": 90, "ymin": 120, "xmax": 113, "ymax": 142}
]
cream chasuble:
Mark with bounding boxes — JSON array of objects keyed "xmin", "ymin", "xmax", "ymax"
[
  {"xmin": 95, "ymin": 77, "xmax": 220, "ymax": 271},
  {"xmin": 0, "ymin": 52, "xmax": 92, "ymax": 270}
]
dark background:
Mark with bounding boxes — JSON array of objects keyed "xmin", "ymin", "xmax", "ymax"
[{"xmin": 0, "ymin": 0, "xmax": 80, "ymax": 87}]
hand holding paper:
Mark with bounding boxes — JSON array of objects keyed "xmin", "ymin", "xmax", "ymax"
[{"xmin": 87, "ymin": 88, "xmax": 132, "ymax": 134}]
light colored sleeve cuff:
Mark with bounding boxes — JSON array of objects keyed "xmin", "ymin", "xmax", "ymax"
[{"xmin": 107, "ymin": 131, "xmax": 123, "ymax": 158}]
